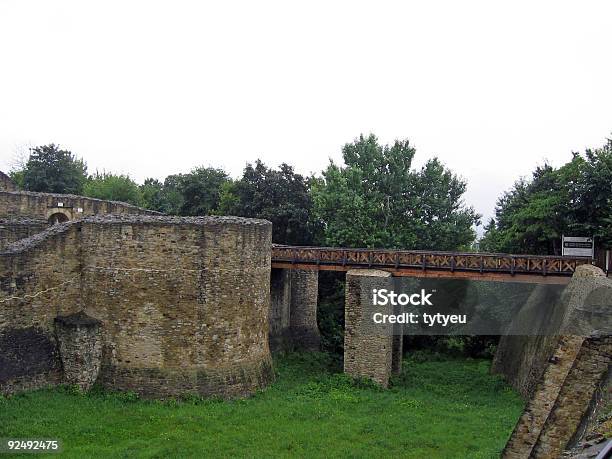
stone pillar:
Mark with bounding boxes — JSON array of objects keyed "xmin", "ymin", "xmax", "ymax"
[
  {"xmin": 344, "ymin": 269, "xmax": 393, "ymax": 387},
  {"xmin": 54, "ymin": 311, "xmax": 103, "ymax": 392},
  {"xmin": 289, "ymin": 269, "xmax": 321, "ymax": 351},
  {"xmin": 269, "ymin": 268, "xmax": 292, "ymax": 352}
]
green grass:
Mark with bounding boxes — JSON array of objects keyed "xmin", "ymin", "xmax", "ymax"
[{"xmin": 0, "ymin": 352, "xmax": 523, "ymax": 458}]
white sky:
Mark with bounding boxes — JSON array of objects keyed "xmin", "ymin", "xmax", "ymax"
[{"xmin": 1, "ymin": 0, "xmax": 611, "ymax": 227}]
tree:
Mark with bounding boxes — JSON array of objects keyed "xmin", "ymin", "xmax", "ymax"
[
  {"xmin": 481, "ymin": 137, "xmax": 612, "ymax": 254},
  {"xmin": 84, "ymin": 172, "xmax": 143, "ymax": 206},
  {"xmin": 219, "ymin": 160, "xmax": 321, "ymax": 245},
  {"xmin": 18, "ymin": 144, "xmax": 87, "ymax": 194},
  {"xmin": 174, "ymin": 167, "xmax": 230, "ymax": 216},
  {"xmin": 140, "ymin": 178, "xmax": 166, "ymax": 212},
  {"xmin": 312, "ymin": 134, "xmax": 480, "ymax": 250}
]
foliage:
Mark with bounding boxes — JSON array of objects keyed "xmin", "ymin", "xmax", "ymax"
[
  {"xmin": 139, "ymin": 178, "xmax": 166, "ymax": 212},
  {"xmin": 0, "ymin": 353, "xmax": 522, "ymax": 458},
  {"xmin": 481, "ymin": 137, "xmax": 612, "ymax": 254},
  {"xmin": 219, "ymin": 160, "xmax": 321, "ymax": 245},
  {"xmin": 317, "ymin": 272, "xmax": 346, "ymax": 358},
  {"xmin": 312, "ymin": 134, "xmax": 480, "ymax": 250},
  {"xmin": 83, "ymin": 172, "xmax": 143, "ymax": 206},
  {"xmin": 174, "ymin": 167, "xmax": 230, "ymax": 216},
  {"xmin": 140, "ymin": 167, "xmax": 230, "ymax": 216},
  {"xmin": 14, "ymin": 144, "xmax": 88, "ymax": 194},
  {"xmin": 404, "ymin": 336, "xmax": 498, "ymax": 359}
]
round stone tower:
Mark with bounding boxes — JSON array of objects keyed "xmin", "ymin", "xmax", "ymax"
[{"xmin": 78, "ymin": 215, "xmax": 273, "ymax": 398}]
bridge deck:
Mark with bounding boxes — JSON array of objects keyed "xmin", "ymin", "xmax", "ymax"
[{"xmin": 271, "ymin": 245, "xmax": 592, "ymax": 284}]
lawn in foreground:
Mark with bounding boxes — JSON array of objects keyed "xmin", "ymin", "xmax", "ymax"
[{"xmin": 0, "ymin": 352, "xmax": 523, "ymax": 458}]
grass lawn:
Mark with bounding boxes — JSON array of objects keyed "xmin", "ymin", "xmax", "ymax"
[{"xmin": 0, "ymin": 352, "xmax": 523, "ymax": 458}]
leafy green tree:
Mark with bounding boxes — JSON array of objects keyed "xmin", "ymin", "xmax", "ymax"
[
  {"xmin": 174, "ymin": 167, "xmax": 230, "ymax": 216},
  {"xmin": 481, "ymin": 137, "xmax": 612, "ymax": 254},
  {"xmin": 18, "ymin": 144, "xmax": 87, "ymax": 194},
  {"xmin": 140, "ymin": 178, "xmax": 166, "ymax": 212},
  {"xmin": 219, "ymin": 160, "xmax": 321, "ymax": 245},
  {"xmin": 83, "ymin": 172, "xmax": 143, "ymax": 206},
  {"xmin": 312, "ymin": 134, "xmax": 479, "ymax": 250}
]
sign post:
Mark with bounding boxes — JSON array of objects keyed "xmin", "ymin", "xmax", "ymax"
[{"xmin": 562, "ymin": 235, "xmax": 594, "ymax": 258}]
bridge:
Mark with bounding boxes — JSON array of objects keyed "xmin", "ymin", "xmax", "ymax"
[{"xmin": 271, "ymin": 245, "xmax": 591, "ymax": 284}]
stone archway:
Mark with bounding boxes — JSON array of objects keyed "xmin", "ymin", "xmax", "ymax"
[{"xmin": 47, "ymin": 212, "xmax": 70, "ymax": 225}]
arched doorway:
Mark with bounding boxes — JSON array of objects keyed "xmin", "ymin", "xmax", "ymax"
[{"xmin": 48, "ymin": 212, "xmax": 69, "ymax": 225}]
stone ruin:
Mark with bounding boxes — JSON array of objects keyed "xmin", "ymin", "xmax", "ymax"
[
  {"xmin": 0, "ymin": 212, "xmax": 273, "ymax": 398},
  {"xmin": 0, "ymin": 176, "xmax": 610, "ymax": 457}
]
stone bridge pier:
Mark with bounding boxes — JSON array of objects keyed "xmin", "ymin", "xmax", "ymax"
[
  {"xmin": 269, "ymin": 268, "xmax": 321, "ymax": 352},
  {"xmin": 269, "ymin": 266, "xmax": 404, "ymax": 384},
  {"xmin": 343, "ymin": 269, "xmax": 403, "ymax": 387}
]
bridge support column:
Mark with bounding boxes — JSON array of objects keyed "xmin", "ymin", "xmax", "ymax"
[
  {"xmin": 269, "ymin": 268, "xmax": 292, "ymax": 352},
  {"xmin": 344, "ymin": 269, "xmax": 394, "ymax": 387},
  {"xmin": 269, "ymin": 268, "xmax": 321, "ymax": 352},
  {"xmin": 289, "ymin": 269, "xmax": 321, "ymax": 351}
]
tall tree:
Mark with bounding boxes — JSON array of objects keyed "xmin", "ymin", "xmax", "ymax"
[
  {"xmin": 18, "ymin": 144, "xmax": 87, "ymax": 194},
  {"xmin": 312, "ymin": 134, "xmax": 480, "ymax": 250},
  {"xmin": 175, "ymin": 167, "xmax": 230, "ymax": 216},
  {"xmin": 481, "ymin": 137, "xmax": 612, "ymax": 254},
  {"xmin": 141, "ymin": 167, "xmax": 230, "ymax": 216},
  {"xmin": 219, "ymin": 160, "xmax": 320, "ymax": 245}
]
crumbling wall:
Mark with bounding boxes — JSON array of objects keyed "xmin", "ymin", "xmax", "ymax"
[
  {"xmin": 0, "ymin": 172, "xmax": 17, "ymax": 192},
  {"xmin": 0, "ymin": 218, "xmax": 49, "ymax": 250},
  {"xmin": 0, "ymin": 190, "xmax": 159, "ymax": 221},
  {"xmin": 0, "ymin": 222, "xmax": 83, "ymax": 394},
  {"xmin": 499, "ymin": 265, "xmax": 612, "ymax": 458},
  {"xmin": 0, "ymin": 215, "xmax": 274, "ymax": 399}
]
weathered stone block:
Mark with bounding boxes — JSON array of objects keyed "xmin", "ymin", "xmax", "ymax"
[{"xmin": 54, "ymin": 311, "xmax": 103, "ymax": 391}]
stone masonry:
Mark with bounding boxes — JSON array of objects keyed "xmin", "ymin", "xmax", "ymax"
[
  {"xmin": 289, "ymin": 269, "xmax": 321, "ymax": 351},
  {"xmin": 0, "ymin": 218, "xmax": 49, "ymax": 250},
  {"xmin": 0, "ymin": 172, "xmax": 18, "ymax": 192},
  {"xmin": 54, "ymin": 311, "xmax": 103, "ymax": 391},
  {"xmin": 344, "ymin": 269, "xmax": 394, "ymax": 387},
  {"xmin": 268, "ymin": 268, "xmax": 321, "ymax": 352},
  {"xmin": 0, "ymin": 189, "xmax": 159, "ymax": 224},
  {"xmin": 0, "ymin": 215, "xmax": 274, "ymax": 399},
  {"xmin": 500, "ymin": 265, "xmax": 612, "ymax": 458},
  {"xmin": 269, "ymin": 268, "xmax": 292, "ymax": 352}
]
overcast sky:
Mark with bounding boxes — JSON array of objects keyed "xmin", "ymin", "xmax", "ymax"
[{"xmin": 1, "ymin": 1, "xmax": 611, "ymax": 227}]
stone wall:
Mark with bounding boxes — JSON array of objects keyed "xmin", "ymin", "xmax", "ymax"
[
  {"xmin": 0, "ymin": 221, "xmax": 82, "ymax": 394},
  {"xmin": 0, "ymin": 172, "xmax": 17, "ymax": 192},
  {"xmin": 0, "ymin": 218, "xmax": 49, "ymax": 250},
  {"xmin": 0, "ymin": 190, "xmax": 159, "ymax": 223},
  {"xmin": 498, "ymin": 265, "xmax": 612, "ymax": 458},
  {"xmin": 491, "ymin": 283, "xmax": 566, "ymax": 399},
  {"xmin": 0, "ymin": 215, "xmax": 274, "ymax": 399}
]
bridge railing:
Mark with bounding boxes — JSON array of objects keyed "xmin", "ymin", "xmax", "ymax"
[{"xmin": 271, "ymin": 245, "xmax": 591, "ymax": 276}]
